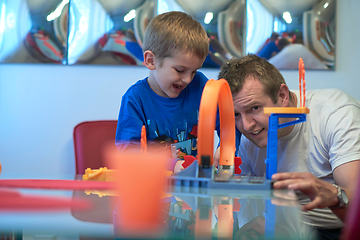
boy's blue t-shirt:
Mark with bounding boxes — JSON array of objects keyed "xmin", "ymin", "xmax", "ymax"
[{"xmin": 116, "ymin": 71, "xmax": 210, "ymax": 156}]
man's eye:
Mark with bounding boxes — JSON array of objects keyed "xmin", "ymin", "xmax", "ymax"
[
  {"xmin": 175, "ymin": 69, "xmax": 184, "ymax": 73},
  {"xmin": 234, "ymin": 112, "xmax": 240, "ymax": 118},
  {"xmin": 252, "ymin": 106, "xmax": 259, "ymax": 111}
]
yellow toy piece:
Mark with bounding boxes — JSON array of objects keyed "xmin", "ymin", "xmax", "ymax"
[
  {"xmin": 82, "ymin": 167, "xmax": 173, "ymax": 198},
  {"xmin": 83, "ymin": 167, "xmax": 173, "ymax": 182},
  {"xmin": 82, "ymin": 167, "xmax": 117, "ymax": 182}
]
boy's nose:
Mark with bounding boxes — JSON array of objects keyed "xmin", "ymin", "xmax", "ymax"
[{"xmin": 182, "ymin": 75, "xmax": 192, "ymax": 84}]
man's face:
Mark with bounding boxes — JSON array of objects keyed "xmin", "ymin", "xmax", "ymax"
[{"xmin": 233, "ymin": 76, "xmax": 285, "ymax": 148}]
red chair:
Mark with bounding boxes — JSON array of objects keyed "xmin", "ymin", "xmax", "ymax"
[
  {"xmin": 72, "ymin": 120, "xmax": 118, "ymax": 226},
  {"xmin": 73, "ymin": 120, "xmax": 118, "ymax": 174}
]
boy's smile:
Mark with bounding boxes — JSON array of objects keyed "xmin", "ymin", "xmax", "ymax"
[{"xmin": 147, "ymin": 51, "xmax": 205, "ymax": 98}]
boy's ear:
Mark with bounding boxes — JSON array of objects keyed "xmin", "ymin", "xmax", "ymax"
[
  {"xmin": 278, "ymin": 83, "xmax": 290, "ymax": 107},
  {"xmin": 143, "ymin": 50, "xmax": 156, "ymax": 70}
]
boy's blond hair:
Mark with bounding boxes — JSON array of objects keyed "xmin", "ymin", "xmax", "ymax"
[{"xmin": 143, "ymin": 11, "xmax": 209, "ymax": 65}]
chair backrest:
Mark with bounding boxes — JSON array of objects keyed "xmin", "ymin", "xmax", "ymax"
[{"xmin": 73, "ymin": 120, "xmax": 118, "ymax": 174}]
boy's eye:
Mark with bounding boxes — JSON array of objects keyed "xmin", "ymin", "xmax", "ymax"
[{"xmin": 175, "ymin": 69, "xmax": 184, "ymax": 73}]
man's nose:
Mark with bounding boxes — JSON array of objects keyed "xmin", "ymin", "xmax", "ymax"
[{"xmin": 241, "ymin": 115, "xmax": 255, "ymax": 131}]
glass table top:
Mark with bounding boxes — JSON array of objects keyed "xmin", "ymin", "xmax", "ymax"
[{"xmin": 0, "ymin": 173, "xmax": 315, "ymax": 239}]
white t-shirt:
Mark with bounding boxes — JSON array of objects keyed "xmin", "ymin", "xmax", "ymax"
[{"xmin": 238, "ymin": 89, "xmax": 360, "ymax": 229}]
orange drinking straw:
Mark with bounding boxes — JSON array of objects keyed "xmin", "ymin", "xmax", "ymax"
[{"xmin": 141, "ymin": 125, "xmax": 147, "ymax": 153}]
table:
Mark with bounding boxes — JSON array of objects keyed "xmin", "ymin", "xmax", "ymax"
[{"xmin": 0, "ymin": 173, "xmax": 315, "ymax": 239}]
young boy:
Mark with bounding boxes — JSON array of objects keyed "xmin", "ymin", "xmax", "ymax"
[{"xmin": 115, "ymin": 11, "xmax": 210, "ymax": 172}]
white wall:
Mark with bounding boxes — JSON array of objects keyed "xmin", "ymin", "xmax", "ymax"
[{"xmin": 1, "ymin": 0, "xmax": 359, "ymax": 175}]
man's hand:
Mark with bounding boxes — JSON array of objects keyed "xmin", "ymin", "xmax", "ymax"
[{"xmin": 272, "ymin": 172, "xmax": 339, "ymax": 211}]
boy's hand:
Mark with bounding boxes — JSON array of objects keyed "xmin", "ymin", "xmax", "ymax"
[{"xmin": 173, "ymin": 160, "xmax": 185, "ymax": 174}]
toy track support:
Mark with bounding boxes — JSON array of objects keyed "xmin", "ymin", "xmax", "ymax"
[
  {"xmin": 197, "ymin": 79, "xmax": 236, "ymax": 168},
  {"xmin": 263, "ymin": 58, "xmax": 310, "ymax": 179},
  {"xmin": 265, "ymin": 113, "xmax": 308, "ymax": 179}
]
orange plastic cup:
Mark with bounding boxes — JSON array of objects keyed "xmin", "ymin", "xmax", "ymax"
[{"xmin": 105, "ymin": 145, "xmax": 169, "ymax": 238}]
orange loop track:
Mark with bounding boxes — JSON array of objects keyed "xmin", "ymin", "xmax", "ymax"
[{"xmin": 197, "ymin": 79, "xmax": 236, "ymax": 167}]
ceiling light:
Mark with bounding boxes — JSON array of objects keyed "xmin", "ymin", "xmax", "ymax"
[
  {"xmin": 47, "ymin": 0, "xmax": 69, "ymax": 22},
  {"xmin": 124, "ymin": 9, "xmax": 136, "ymax": 23},
  {"xmin": 204, "ymin": 12, "xmax": 213, "ymax": 24},
  {"xmin": 282, "ymin": 11, "xmax": 292, "ymax": 24}
]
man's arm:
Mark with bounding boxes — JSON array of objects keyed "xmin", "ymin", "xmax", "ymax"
[
  {"xmin": 331, "ymin": 160, "xmax": 360, "ymax": 220},
  {"xmin": 272, "ymin": 160, "xmax": 360, "ymax": 221}
]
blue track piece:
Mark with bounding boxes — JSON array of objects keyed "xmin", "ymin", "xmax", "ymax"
[
  {"xmin": 176, "ymin": 160, "xmax": 199, "ymax": 177},
  {"xmin": 266, "ymin": 113, "xmax": 307, "ymax": 179}
]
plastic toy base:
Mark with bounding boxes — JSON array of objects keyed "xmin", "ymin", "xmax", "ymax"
[{"xmin": 168, "ymin": 160, "xmax": 272, "ymax": 194}]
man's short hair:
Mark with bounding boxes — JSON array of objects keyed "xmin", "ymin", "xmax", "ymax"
[
  {"xmin": 218, "ymin": 54, "xmax": 289, "ymax": 104},
  {"xmin": 142, "ymin": 11, "xmax": 209, "ymax": 65}
]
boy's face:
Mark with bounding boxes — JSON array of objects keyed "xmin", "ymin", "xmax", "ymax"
[
  {"xmin": 233, "ymin": 76, "xmax": 287, "ymax": 148},
  {"xmin": 147, "ymin": 52, "xmax": 205, "ymax": 98}
]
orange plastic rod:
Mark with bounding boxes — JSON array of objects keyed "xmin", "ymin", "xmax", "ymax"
[
  {"xmin": 141, "ymin": 125, "xmax": 147, "ymax": 153},
  {"xmin": 197, "ymin": 79, "xmax": 236, "ymax": 167},
  {"xmin": 302, "ymin": 65, "xmax": 306, "ymax": 107},
  {"xmin": 299, "ymin": 58, "xmax": 303, "ymax": 107}
]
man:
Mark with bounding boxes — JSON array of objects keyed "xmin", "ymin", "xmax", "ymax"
[{"xmin": 218, "ymin": 54, "xmax": 360, "ymax": 240}]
